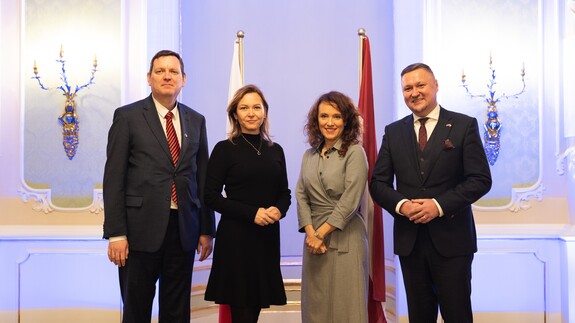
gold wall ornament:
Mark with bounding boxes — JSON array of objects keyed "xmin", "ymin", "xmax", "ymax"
[{"xmin": 32, "ymin": 45, "xmax": 98, "ymax": 160}]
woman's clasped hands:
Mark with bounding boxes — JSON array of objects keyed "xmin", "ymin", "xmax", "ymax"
[
  {"xmin": 254, "ymin": 206, "xmax": 281, "ymax": 226},
  {"xmin": 305, "ymin": 231, "xmax": 328, "ymax": 255}
]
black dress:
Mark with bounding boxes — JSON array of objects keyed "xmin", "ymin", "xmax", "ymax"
[{"xmin": 204, "ymin": 133, "xmax": 291, "ymax": 307}]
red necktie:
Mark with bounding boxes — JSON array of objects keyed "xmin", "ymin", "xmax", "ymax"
[
  {"xmin": 165, "ymin": 111, "xmax": 180, "ymax": 204},
  {"xmin": 418, "ymin": 118, "xmax": 428, "ymax": 151}
]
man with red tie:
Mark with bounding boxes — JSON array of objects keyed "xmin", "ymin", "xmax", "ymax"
[
  {"xmin": 370, "ymin": 63, "xmax": 492, "ymax": 322},
  {"xmin": 103, "ymin": 50, "xmax": 215, "ymax": 322}
]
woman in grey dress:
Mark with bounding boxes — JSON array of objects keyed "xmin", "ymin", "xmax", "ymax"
[{"xmin": 296, "ymin": 91, "xmax": 369, "ymax": 323}]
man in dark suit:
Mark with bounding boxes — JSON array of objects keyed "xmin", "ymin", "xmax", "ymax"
[
  {"xmin": 369, "ymin": 63, "xmax": 492, "ymax": 323},
  {"xmin": 103, "ymin": 50, "xmax": 215, "ymax": 322}
]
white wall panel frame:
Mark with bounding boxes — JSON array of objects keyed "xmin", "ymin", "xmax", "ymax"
[
  {"xmin": 17, "ymin": 0, "xmax": 148, "ymax": 214},
  {"xmin": 423, "ymin": 0, "xmax": 545, "ymax": 213}
]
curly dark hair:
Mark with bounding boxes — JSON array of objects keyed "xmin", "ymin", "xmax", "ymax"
[{"xmin": 304, "ymin": 91, "xmax": 362, "ymax": 157}]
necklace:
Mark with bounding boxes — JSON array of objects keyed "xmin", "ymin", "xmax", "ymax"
[{"xmin": 241, "ymin": 134, "xmax": 262, "ymax": 155}]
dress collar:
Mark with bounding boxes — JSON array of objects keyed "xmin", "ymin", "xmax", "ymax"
[{"xmin": 314, "ymin": 137, "xmax": 343, "ymax": 155}]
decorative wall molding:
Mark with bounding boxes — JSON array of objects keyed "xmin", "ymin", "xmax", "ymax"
[
  {"xmin": 508, "ymin": 183, "xmax": 546, "ymax": 213},
  {"xmin": 472, "ymin": 182, "xmax": 546, "ymax": 213},
  {"xmin": 17, "ymin": 185, "xmax": 53, "ymax": 213},
  {"xmin": 17, "ymin": 184, "xmax": 103, "ymax": 214},
  {"xmin": 473, "ymin": 248, "xmax": 547, "ymax": 318},
  {"xmin": 17, "ymin": 0, "xmax": 148, "ymax": 214},
  {"xmin": 16, "ymin": 247, "xmax": 117, "ymax": 323},
  {"xmin": 392, "ymin": 236, "xmax": 555, "ymax": 321},
  {"xmin": 556, "ymin": 145, "xmax": 575, "ymax": 180},
  {"xmin": 0, "ymin": 225, "xmax": 103, "ymax": 238},
  {"xmin": 89, "ymin": 190, "xmax": 104, "ymax": 214},
  {"xmin": 424, "ymin": 0, "xmax": 545, "ymax": 213},
  {"xmin": 1, "ymin": 219, "xmax": 570, "ymax": 322}
]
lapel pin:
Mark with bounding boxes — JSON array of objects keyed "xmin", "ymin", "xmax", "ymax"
[{"xmin": 446, "ymin": 123, "xmax": 452, "ymax": 128}]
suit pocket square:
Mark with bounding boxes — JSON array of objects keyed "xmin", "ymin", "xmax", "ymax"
[{"xmin": 443, "ymin": 139, "xmax": 455, "ymax": 150}]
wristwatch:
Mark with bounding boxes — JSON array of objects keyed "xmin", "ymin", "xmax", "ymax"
[{"xmin": 313, "ymin": 230, "xmax": 323, "ymax": 240}]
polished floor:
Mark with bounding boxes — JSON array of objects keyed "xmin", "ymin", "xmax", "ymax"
[{"xmin": 192, "ymin": 304, "xmax": 302, "ymax": 323}]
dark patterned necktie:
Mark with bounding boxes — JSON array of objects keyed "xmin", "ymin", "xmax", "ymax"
[
  {"xmin": 165, "ymin": 111, "xmax": 180, "ymax": 204},
  {"xmin": 418, "ymin": 118, "xmax": 429, "ymax": 151}
]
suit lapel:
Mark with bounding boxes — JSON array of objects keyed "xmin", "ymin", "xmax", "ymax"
[
  {"xmin": 399, "ymin": 115, "xmax": 421, "ymax": 177},
  {"xmin": 142, "ymin": 96, "xmax": 173, "ymax": 163},
  {"xmin": 178, "ymin": 105, "xmax": 190, "ymax": 169}
]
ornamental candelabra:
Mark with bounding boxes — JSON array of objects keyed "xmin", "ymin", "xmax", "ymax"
[
  {"xmin": 32, "ymin": 45, "xmax": 97, "ymax": 160},
  {"xmin": 461, "ymin": 54, "xmax": 525, "ymax": 166}
]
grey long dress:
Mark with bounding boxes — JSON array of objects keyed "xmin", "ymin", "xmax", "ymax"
[{"xmin": 296, "ymin": 141, "xmax": 369, "ymax": 323}]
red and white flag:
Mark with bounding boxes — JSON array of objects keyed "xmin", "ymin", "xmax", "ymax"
[
  {"xmin": 219, "ymin": 32, "xmax": 245, "ymax": 323},
  {"xmin": 358, "ymin": 34, "xmax": 387, "ymax": 323}
]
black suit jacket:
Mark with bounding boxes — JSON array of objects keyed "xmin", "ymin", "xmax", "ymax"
[
  {"xmin": 369, "ymin": 107, "xmax": 491, "ymax": 257},
  {"xmin": 103, "ymin": 95, "xmax": 215, "ymax": 253}
]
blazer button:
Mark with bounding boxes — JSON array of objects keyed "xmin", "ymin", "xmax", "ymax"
[{"xmin": 420, "ymin": 171, "xmax": 425, "ymax": 175}]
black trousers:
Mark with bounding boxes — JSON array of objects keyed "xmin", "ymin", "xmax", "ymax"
[
  {"xmin": 119, "ymin": 210, "xmax": 194, "ymax": 323},
  {"xmin": 399, "ymin": 225, "xmax": 474, "ymax": 323}
]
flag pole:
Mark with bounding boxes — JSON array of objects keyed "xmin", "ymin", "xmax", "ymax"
[
  {"xmin": 220, "ymin": 30, "xmax": 247, "ymax": 323},
  {"xmin": 358, "ymin": 28, "xmax": 366, "ymax": 89},
  {"xmin": 237, "ymin": 30, "xmax": 245, "ymax": 85},
  {"xmin": 226, "ymin": 30, "xmax": 246, "ymax": 136},
  {"xmin": 357, "ymin": 28, "xmax": 388, "ymax": 323}
]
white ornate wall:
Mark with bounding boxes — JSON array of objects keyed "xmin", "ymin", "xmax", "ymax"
[
  {"xmin": 391, "ymin": 0, "xmax": 575, "ymax": 321},
  {"xmin": 0, "ymin": 0, "xmax": 177, "ymax": 321},
  {"xmin": 2, "ymin": 0, "xmax": 575, "ymax": 322}
]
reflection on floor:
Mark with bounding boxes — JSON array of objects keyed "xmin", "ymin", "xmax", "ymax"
[
  {"xmin": 192, "ymin": 304, "xmax": 301, "ymax": 323},
  {"xmin": 192, "ymin": 281, "xmax": 303, "ymax": 323}
]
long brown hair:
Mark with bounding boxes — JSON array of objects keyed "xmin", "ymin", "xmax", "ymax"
[
  {"xmin": 227, "ymin": 84, "xmax": 272, "ymax": 145},
  {"xmin": 304, "ymin": 91, "xmax": 361, "ymax": 157}
]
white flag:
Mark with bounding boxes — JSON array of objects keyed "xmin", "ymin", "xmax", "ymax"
[
  {"xmin": 228, "ymin": 39, "xmax": 244, "ymax": 102},
  {"xmin": 226, "ymin": 38, "xmax": 244, "ymax": 135}
]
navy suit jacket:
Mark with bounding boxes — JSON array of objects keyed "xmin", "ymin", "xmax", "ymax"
[
  {"xmin": 369, "ymin": 107, "xmax": 491, "ymax": 257},
  {"xmin": 103, "ymin": 95, "xmax": 215, "ymax": 253}
]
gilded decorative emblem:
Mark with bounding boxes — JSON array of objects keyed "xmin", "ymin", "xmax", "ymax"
[
  {"xmin": 461, "ymin": 54, "xmax": 525, "ymax": 166},
  {"xmin": 32, "ymin": 45, "xmax": 97, "ymax": 160}
]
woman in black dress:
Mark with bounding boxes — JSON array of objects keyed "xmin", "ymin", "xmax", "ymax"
[{"xmin": 204, "ymin": 84, "xmax": 291, "ymax": 323}]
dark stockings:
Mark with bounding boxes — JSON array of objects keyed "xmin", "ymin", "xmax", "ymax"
[{"xmin": 229, "ymin": 305, "xmax": 261, "ymax": 323}]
